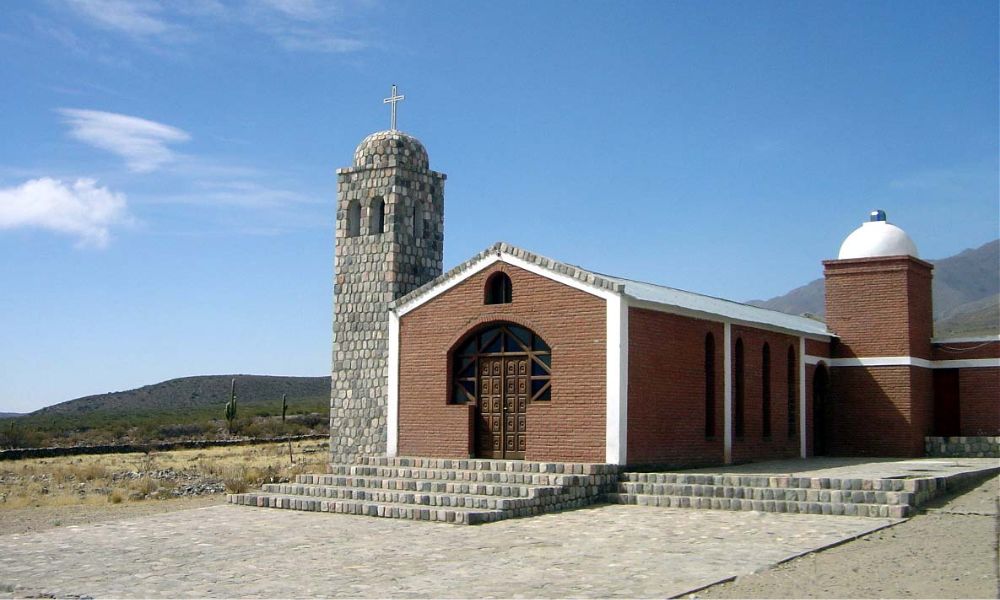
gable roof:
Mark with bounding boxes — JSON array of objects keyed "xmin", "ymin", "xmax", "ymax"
[{"xmin": 391, "ymin": 241, "xmax": 833, "ymax": 339}]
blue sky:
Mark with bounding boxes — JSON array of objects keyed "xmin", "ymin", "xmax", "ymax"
[{"xmin": 1, "ymin": 0, "xmax": 997, "ymax": 412}]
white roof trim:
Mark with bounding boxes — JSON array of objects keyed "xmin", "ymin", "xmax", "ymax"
[
  {"xmin": 394, "ymin": 251, "xmax": 618, "ymax": 317},
  {"xmin": 391, "ymin": 242, "xmax": 834, "ymax": 338}
]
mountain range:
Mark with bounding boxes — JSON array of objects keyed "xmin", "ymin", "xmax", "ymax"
[{"xmin": 748, "ymin": 239, "xmax": 999, "ymax": 338}]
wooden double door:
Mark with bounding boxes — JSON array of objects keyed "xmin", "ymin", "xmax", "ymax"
[{"xmin": 476, "ymin": 356, "xmax": 529, "ymax": 459}]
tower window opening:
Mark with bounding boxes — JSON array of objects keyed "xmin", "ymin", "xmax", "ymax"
[
  {"xmin": 413, "ymin": 202, "xmax": 425, "ymax": 239},
  {"xmin": 369, "ymin": 197, "xmax": 385, "ymax": 235},
  {"xmin": 346, "ymin": 200, "xmax": 361, "ymax": 237},
  {"xmin": 485, "ymin": 272, "xmax": 512, "ymax": 305}
]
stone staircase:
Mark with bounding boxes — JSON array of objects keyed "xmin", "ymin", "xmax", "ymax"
[
  {"xmin": 228, "ymin": 456, "xmax": 619, "ymax": 524},
  {"xmin": 609, "ymin": 472, "xmax": 933, "ymax": 518}
]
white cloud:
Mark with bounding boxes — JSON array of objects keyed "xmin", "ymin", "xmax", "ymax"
[
  {"xmin": 62, "ymin": 0, "xmax": 370, "ymax": 54},
  {"xmin": 0, "ymin": 178, "xmax": 133, "ymax": 247},
  {"xmin": 65, "ymin": 0, "xmax": 172, "ymax": 37},
  {"xmin": 58, "ymin": 108, "xmax": 190, "ymax": 173}
]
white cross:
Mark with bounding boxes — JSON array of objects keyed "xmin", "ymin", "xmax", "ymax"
[{"xmin": 383, "ymin": 84, "xmax": 405, "ymax": 131}]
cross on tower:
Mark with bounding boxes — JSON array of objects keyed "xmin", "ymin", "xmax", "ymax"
[{"xmin": 383, "ymin": 84, "xmax": 405, "ymax": 131}]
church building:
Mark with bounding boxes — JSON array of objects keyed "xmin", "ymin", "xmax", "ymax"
[{"xmin": 330, "ymin": 117, "xmax": 999, "ymax": 469}]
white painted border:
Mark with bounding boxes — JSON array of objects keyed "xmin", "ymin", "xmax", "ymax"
[
  {"xmin": 798, "ymin": 338, "xmax": 807, "ymax": 458},
  {"xmin": 386, "ymin": 311, "xmax": 400, "ymax": 457},
  {"xmin": 723, "ymin": 322, "xmax": 733, "ymax": 464},
  {"xmin": 803, "ymin": 355, "xmax": 1000, "ymax": 369},
  {"xmin": 606, "ymin": 295, "xmax": 629, "ymax": 465}
]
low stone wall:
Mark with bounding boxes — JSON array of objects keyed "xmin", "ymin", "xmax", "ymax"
[
  {"xmin": 925, "ymin": 436, "xmax": 999, "ymax": 458},
  {"xmin": 0, "ymin": 434, "xmax": 328, "ymax": 461}
]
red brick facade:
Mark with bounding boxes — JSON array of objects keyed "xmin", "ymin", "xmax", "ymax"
[
  {"xmin": 959, "ymin": 368, "xmax": 1000, "ymax": 435},
  {"xmin": 626, "ymin": 309, "xmax": 724, "ymax": 466},
  {"xmin": 392, "ymin": 250, "xmax": 995, "ymax": 466},
  {"xmin": 728, "ymin": 325, "xmax": 802, "ymax": 463},
  {"xmin": 824, "ymin": 256, "xmax": 933, "ymax": 359},
  {"xmin": 397, "ymin": 262, "xmax": 607, "ymax": 462}
]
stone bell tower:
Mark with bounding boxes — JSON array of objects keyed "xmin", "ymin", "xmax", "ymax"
[{"xmin": 330, "ymin": 91, "xmax": 446, "ymax": 463}]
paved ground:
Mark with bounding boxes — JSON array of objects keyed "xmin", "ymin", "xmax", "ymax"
[{"xmin": 0, "ymin": 502, "xmax": 895, "ymax": 598}]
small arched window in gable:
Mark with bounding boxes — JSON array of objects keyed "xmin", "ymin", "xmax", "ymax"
[
  {"xmin": 346, "ymin": 200, "xmax": 361, "ymax": 237},
  {"xmin": 413, "ymin": 201, "xmax": 425, "ymax": 239},
  {"xmin": 484, "ymin": 272, "xmax": 512, "ymax": 305},
  {"xmin": 369, "ymin": 197, "xmax": 385, "ymax": 235}
]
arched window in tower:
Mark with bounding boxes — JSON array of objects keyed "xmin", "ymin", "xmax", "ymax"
[
  {"xmin": 369, "ymin": 197, "xmax": 385, "ymax": 235},
  {"xmin": 762, "ymin": 342, "xmax": 771, "ymax": 438},
  {"xmin": 704, "ymin": 332, "xmax": 716, "ymax": 438},
  {"xmin": 413, "ymin": 201, "xmax": 424, "ymax": 239},
  {"xmin": 734, "ymin": 338, "xmax": 745, "ymax": 438},
  {"xmin": 346, "ymin": 200, "xmax": 361, "ymax": 237},
  {"xmin": 484, "ymin": 272, "xmax": 513, "ymax": 305},
  {"xmin": 787, "ymin": 346, "xmax": 797, "ymax": 437}
]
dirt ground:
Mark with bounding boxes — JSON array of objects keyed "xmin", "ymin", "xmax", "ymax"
[
  {"xmin": 0, "ymin": 494, "xmax": 223, "ymax": 535},
  {"xmin": 690, "ymin": 474, "xmax": 1000, "ymax": 599}
]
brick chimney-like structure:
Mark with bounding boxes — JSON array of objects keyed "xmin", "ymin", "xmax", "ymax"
[{"xmin": 823, "ymin": 210, "xmax": 934, "ymax": 457}]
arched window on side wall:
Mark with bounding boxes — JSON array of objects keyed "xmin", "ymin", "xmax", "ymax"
[
  {"xmin": 787, "ymin": 346, "xmax": 797, "ymax": 437},
  {"xmin": 413, "ymin": 201, "xmax": 424, "ymax": 239},
  {"xmin": 762, "ymin": 342, "xmax": 771, "ymax": 438},
  {"xmin": 705, "ymin": 333, "xmax": 716, "ymax": 438},
  {"xmin": 346, "ymin": 200, "xmax": 361, "ymax": 237},
  {"xmin": 484, "ymin": 272, "xmax": 512, "ymax": 305},
  {"xmin": 369, "ymin": 197, "xmax": 385, "ymax": 235},
  {"xmin": 734, "ymin": 338, "xmax": 745, "ymax": 438}
]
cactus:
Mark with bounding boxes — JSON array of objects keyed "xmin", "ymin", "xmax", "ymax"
[
  {"xmin": 281, "ymin": 394, "xmax": 288, "ymax": 423},
  {"xmin": 225, "ymin": 378, "xmax": 238, "ymax": 434}
]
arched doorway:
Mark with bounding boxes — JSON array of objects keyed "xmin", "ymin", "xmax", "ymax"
[
  {"xmin": 812, "ymin": 364, "xmax": 830, "ymax": 455},
  {"xmin": 452, "ymin": 323, "xmax": 551, "ymax": 459}
]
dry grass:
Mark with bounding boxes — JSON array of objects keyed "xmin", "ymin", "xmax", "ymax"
[{"xmin": 0, "ymin": 440, "xmax": 328, "ymax": 510}]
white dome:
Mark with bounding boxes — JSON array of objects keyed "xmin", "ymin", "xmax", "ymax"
[{"xmin": 837, "ymin": 211, "xmax": 919, "ymax": 259}]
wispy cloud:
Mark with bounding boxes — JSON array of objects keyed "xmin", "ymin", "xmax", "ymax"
[
  {"xmin": 61, "ymin": 0, "xmax": 372, "ymax": 54},
  {"xmin": 65, "ymin": 0, "xmax": 173, "ymax": 37},
  {"xmin": 0, "ymin": 178, "xmax": 133, "ymax": 247},
  {"xmin": 58, "ymin": 108, "xmax": 190, "ymax": 173}
]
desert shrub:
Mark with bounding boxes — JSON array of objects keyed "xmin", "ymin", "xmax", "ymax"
[
  {"xmin": 108, "ymin": 490, "xmax": 124, "ymax": 504},
  {"xmin": 132, "ymin": 476, "xmax": 158, "ymax": 497},
  {"xmin": 287, "ymin": 413, "xmax": 327, "ymax": 430},
  {"xmin": 222, "ymin": 467, "xmax": 251, "ymax": 494},
  {"xmin": 155, "ymin": 423, "xmax": 208, "ymax": 439}
]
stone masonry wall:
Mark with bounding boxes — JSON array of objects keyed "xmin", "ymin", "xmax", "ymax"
[{"xmin": 330, "ymin": 131, "xmax": 446, "ymax": 463}]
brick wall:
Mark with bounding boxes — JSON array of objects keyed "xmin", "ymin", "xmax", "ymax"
[
  {"xmin": 828, "ymin": 366, "xmax": 932, "ymax": 457},
  {"xmin": 626, "ymin": 309, "xmax": 724, "ymax": 466},
  {"xmin": 824, "ymin": 256, "xmax": 933, "ymax": 359},
  {"xmin": 398, "ymin": 263, "xmax": 607, "ymax": 462},
  {"xmin": 729, "ymin": 325, "xmax": 802, "ymax": 463},
  {"xmin": 959, "ymin": 368, "xmax": 1000, "ymax": 435}
]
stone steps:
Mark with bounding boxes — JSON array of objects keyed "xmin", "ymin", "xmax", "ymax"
[
  {"xmin": 261, "ymin": 482, "xmax": 551, "ymax": 510},
  {"xmin": 622, "ymin": 472, "xmax": 915, "ymax": 492},
  {"xmin": 618, "ymin": 481, "xmax": 915, "ymax": 506},
  {"xmin": 289, "ymin": 474, "xmax": 550, "ymax": 497},
  {"xmin": 319, "ymin": 465, "xmax": 588, "ymax": 486},
  {"xmin": 608, "ymin": 492, "xmax": 910, "ymax": 518},
  {"xmin": 227, "ymin": 457, "xmax": 619, "ymax": 525},
  {"xmin": 230, "ymin": 492, "xmax": 506, "ymax": 524}
]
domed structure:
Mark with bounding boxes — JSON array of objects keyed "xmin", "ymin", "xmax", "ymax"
[
  {"xmin": 353, "ymin": 130, "xmax": 429, "ymax": 170},
  {"xmin": 837, "ymin": 210, "xmax": 919, "ymax": 259}
]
